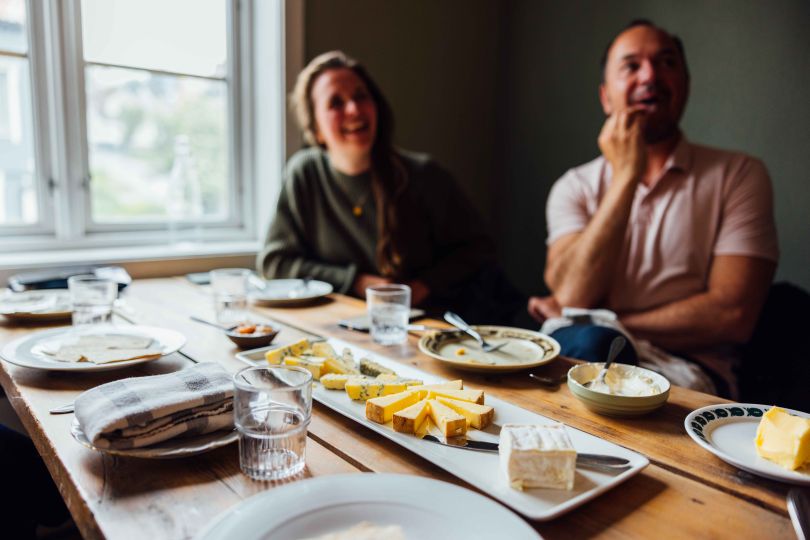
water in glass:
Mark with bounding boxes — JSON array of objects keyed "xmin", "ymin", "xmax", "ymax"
[
  {"xmin": 370, "ymin": 303, "xmax": 409, "ymax": 345},
  {"xmin": 236, "ymin": 404, "xmax": 307, "ymax": 481}
]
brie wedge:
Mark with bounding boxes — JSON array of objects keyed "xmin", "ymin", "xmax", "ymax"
[{"xmin": 499, "ymin": 423, "xmax": 576, "ymax": 491}]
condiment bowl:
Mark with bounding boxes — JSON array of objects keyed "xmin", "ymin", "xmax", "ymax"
[
  {"xmin": 567, "ymin": 363, "xmax": 670, "ymax": 417},
  {"xmin": 225, "ymin": 324, "xmax": 280, "ymax": 349}
]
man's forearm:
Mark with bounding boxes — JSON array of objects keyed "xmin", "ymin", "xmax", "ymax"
[{"xmin": 546, "ymin": 173, "xmax": 638, "ymax": 306}]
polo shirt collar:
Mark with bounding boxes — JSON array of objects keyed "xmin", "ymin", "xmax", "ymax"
[{"xmin": 663, "ymin": 134, "xmax": 693, "ymax": 174}]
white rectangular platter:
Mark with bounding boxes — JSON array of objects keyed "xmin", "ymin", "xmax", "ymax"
[{"xmin": 236, "ymin": 337, "xmax": 649, "ymax": 521}]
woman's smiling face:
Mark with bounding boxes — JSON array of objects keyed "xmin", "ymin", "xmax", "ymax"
[{"xmin": 311, "ymin": 68, "xmax": 378, "ymax": 166}]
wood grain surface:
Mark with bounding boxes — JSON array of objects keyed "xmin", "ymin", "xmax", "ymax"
[{"xmin": 0, "ymin": 277, "xmax": 794, "ymax": 539}]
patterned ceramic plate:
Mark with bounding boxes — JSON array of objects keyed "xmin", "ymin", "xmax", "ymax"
[
  {"xmin": 71, "ymin": 418, "xmax": 238, "ymax": 459},
  {"xmin": 684, "ymin": 403, "xmax": 810, "ymax": 485},
  {"xmin": 418, "ymin": 326, "xmax": 560, "ymax": 372}
]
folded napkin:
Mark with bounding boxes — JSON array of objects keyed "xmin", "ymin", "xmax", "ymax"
[{"xmin": 74, "ymin": 363, "xmax": 234, "ymax": 450}]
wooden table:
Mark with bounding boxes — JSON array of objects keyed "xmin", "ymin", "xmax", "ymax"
[{"xmin": 0, "ymin": 277, "xmax": 795, "ymax": 539}]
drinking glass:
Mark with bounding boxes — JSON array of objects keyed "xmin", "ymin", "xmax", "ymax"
[
  {"xmin": 366, "ymin": 284, "xmax": 411, "ymax": 346},
  {"xmin": 210, "ymin": 268, "xmax": 250, "ymax": 325},
  {"xmin": 233, "ymin": 365, "xmax": 313, "ymax": 481},
  {"xmin": 67, "ymin": 275, "xmax": 117, "ymax": 326}
]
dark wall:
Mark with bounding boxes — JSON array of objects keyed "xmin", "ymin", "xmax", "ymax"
[{"xmin": 303, "ymin": 0, "xmax": 810, "ymax": 296}]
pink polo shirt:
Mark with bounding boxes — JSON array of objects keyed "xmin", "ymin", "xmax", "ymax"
[{"xmin": 546, "ymin": 137, "xmax": 779, "ymax": 313}]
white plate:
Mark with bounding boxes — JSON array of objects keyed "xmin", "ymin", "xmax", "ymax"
[
  {"xmin": 249, "ymin": 278, "xmax": 333, "ymax": 306},
  {"xmin": 236, "ymin": 337, "xmax": 648, "ymax": 521},
  {"xmin": 0, "ymin": 289, "xmax": 72, "ymax": 322},
  {"xmin": 419, "ymin": 325, "xmax": 560, "ymax": 372},
  {"xmin": 685, "ymin": 403, "xmax": 810, "ymax": 485},
  {"xmin": 0, "ymin": 324, "xmax": 186, "ymax": 372},
  {"xmin": 71, "ymin": 417, "xmax": 237, "ymax": 459},
  {"xmin": 195, "ymin": 473, "xmax": 541, "ymax": 540}
]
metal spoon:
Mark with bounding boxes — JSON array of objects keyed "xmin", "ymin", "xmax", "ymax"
[
  {"xmin": 443, "ymin": 311, "xmax": 507, "ymax": 353},
  {"xmin": 584, "ymin": 335, "xmax": 626, "ymax": 390}
]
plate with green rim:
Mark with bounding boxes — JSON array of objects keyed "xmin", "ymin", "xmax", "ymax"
[
  {"xmin": 684, "ymin": 403, "xmax": 810, "ymax": 485},
  {"xmin": 418, "ymin": 325, "xmax": 560, "ymax": 372}
]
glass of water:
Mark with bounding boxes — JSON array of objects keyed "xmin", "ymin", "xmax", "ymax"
[
  {"xmin": 67, "ymin": 275, "xmax": 117, "ymax": 326},
  {"xmin": 366, "ymin": 284, "xmax": 411, "ymax": 346},
  {"xmin": 210, "ymin": 268, "xmax": 250, "ymax": 325},
  {"xmin": 233, "ymin": 365, "xmax": 313, "ymax": 481}
]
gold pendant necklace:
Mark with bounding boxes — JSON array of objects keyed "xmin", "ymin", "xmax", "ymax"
[{"xmin": 351, "ymin": 191, "xmax": 371, "ymax": 217}]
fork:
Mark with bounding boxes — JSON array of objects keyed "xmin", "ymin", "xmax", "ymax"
[{"xmin": 443, "ymin": 311, "xmax": 507, "ymax": 353}]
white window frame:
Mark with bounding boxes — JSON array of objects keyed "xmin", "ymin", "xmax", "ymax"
[{"xmin": 0, "ymin": 0, "xmax": 287, "ymax": 260}]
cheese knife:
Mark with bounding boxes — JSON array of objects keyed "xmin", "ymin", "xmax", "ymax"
[{"xmin": 422, "ymin": 435, "xmax": 632, "ymax": 472}]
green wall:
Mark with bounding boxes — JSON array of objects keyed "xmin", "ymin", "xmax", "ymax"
[{"xmin": 303, "ymin": 0, "xmax": 810, "ymax": 295}]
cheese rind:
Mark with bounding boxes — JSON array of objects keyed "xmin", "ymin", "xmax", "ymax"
[
  {"xmin": 265, "ymin": 338, "xmax": 310, "ymax": 364},
  {"xmin": 366, "ymin": 391, "xmax": 421, "ymax": 424},
  {"xmin": 755, "ymin": 406, "xmax": 810, "ymax": 470},
  {"xmin": 436, "ymin": 396, "xmax": 494, "ymax": 429},
  {"xmin": 428, "ymin": 399, "xmax": 467, "ymax": 437},
  {"xmin": 499, "ymin": 423, "xmax": 576, "ymax": 491},
  {"xmin": 393, "ymin": 398, "xmax": 431, "ymax": 433}
]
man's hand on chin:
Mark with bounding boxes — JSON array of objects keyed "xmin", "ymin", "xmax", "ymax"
[{"xmin": 598, "ymin": 105, "xmax": 648, "ymax": 181}]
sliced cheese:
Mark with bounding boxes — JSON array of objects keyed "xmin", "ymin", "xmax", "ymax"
[
  {"xmin": 410, "ymin": 380, "xmax": 463, "ymax": 391},
  {"xmin": 755, "ymin": 406, "xmax": 810, "ymax": 470},
  {"xmin": 345, "ymin": 378, "xmax": 385, "ymax": 400},
  {"xmin": 265, "ymin": 338, "xmax": 310, "ymax": 365},
  {"xmin": 427, "ymin": 399, "xmax": 467, "ymax": 437},
  {"xmin": 282, "ymin": 355, "xmax": 323, "ymax": 380},
  {"xmin": 366, "ymin": 390, "xmax": 421, "ymax": 424},
  {"xmin": 422, "ymin": 387, "xmax": 484, "ymax": 405},
  {"xmin": 320, "ymin": 373, "xmax": 355, "ymax": 390},
  {"xmin": 323, "ymin": 355, "xmax": 360, "ymax": 375},
  {"xmin": 436, "ymin": 396, "xmax": 494, "ymax": 429},
  {"xmin": 311, "ymin": 342, "xmax": 337, "ymax": 358},
  {"xmin": 359, "ymin": 358, "xmax": 396, "ymax": 377},
  {"xmin": 393, "ymin": 398, "xmax": 431, "ymax": 433},
  {"xmin": 500, "ymin": 423, "xmax": 576, "ymax": 491}
]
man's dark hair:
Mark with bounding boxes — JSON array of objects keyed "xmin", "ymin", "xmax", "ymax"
[{"xmin": 599, "ymin": 19, "xmax": 689, "ymax": 82}]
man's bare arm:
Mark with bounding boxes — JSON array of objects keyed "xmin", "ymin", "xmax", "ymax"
[
  {"xmin": 545, "ymin": 108, "xmax": 646, "ymax": 307},
  {"xmin": 620, "ymin": 255, "xmax": 775, "ymax": 351}
]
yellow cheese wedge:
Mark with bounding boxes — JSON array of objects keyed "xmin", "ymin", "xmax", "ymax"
[
  {"xmin": 320, "ymin": 373, "xmax": 354, "ymax": 390},
  {"xmin": 428, "ymin": 399, "xmax": 467, "ymax": 437},
  {"xmin": 436, "ymin": 396, "xmax": 494, "ymax": 429},
  {"xmin": 410, "ymin": 380, "xmax": 464, "ymax": 391},
  {"xmin": 393, "ymin": 398, "xmax": 431, "ymax": 433},
  {"xmin": 755, "ymin": 406, "xmax": 810, "ymax": 470},
  {"xmin": 423, "ymin": 387, "xmax": 484, "ymax": 405},
  {"xmin": 366, "ymin": 390, "xmax": 421, "ymax": 424},
  {"xmin": 322, "ymin": 355, "xmax": 360, "ymax": 375},
  {"xmin": 265, "ymin": 338, "xmax": 310, "ymax": 365},
  {"xmin": 359, "ymin": 358, "xmax": 397, "ymax": 377},
  {"xmin": 282, "ymin": 355, "xmax": 323, "ymax": 380},
  {"xmin": 345, "ymin": 378, "xmax": 385, "ymax": 400},
  {"xmin": 311, "ymin": 342, "xmax": 337, "ymax": 358}
]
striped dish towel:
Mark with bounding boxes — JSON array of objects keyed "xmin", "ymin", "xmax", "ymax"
[{"xmin": 74, "ymin": 363, "xmax": 234, "ymax": 450}]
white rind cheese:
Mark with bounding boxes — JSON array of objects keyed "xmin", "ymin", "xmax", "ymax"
[{"xmin": 499, "ymin": 423, "xmax": 576, "ymax": 491}]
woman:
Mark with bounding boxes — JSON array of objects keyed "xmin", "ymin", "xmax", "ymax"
[{"xmin": 258, "ymin": 51, "xmax": 522, "ymax": 323}]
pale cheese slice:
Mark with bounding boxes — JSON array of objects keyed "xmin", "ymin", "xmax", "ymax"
[
  {"xmin": 265, "ymin": 338, "xmax": 310, "ymax": 364},
  {"xmin": 365, "ymin": 390, "xmax": 421, "ymax": 424},
  {"xmin": 435, "ymin": 396, "xmax": 494, "ymax": 429},
  {"xmin": 410, "ymin": 380, "xmax": 463, "ymax": 391},
  {"xmin": 393, "ymin": 398, "xmax": 431, "ymax": 433},
  {"xmin": 422, "ymin": 387, "xmax": 484, "ymax": 405},
  {"xmin": 428, "ymin": 399, "xmax": 467, "ymax": 437}
]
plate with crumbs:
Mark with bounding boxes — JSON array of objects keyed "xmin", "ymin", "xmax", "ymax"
[
  {"xmin": 418, "ymin": 326, "xmax": 560, "ymax": 372},
  {"xmin": 0, "ymin": 289, "xmax": 73, "ymax": 322},
  {"xmin": 685, "ymin": 403, "xmax": 810, "ymax": 485}
]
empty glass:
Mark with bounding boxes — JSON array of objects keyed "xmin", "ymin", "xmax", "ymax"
[
  {"xmin": 67, "ymin": 275, "xmax": 117, "ymax": 326},
  {"xmin": 233, "ymin": 366, "xmax": 313, "ymax": 481},
  {"xmin": 366, "ymin": 284, "xmax": 411, "ymax": 346},
  {"xmin": 210, "ymin": 268, "xmax": 250, "ymax": 325}
]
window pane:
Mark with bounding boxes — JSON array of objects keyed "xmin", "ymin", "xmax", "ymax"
[
  {"xmin": 0, "ymin": 55, "xmax": 37, "ymax": 225},
  {"xmin": 85, "ymin": 65, "xmax": 230, "ymax": 223},
  {"xmin": 0, "ymin": 0, "xmax": 28, "ymax": 54},
  {"xmin": 81, "ymin": 0, "xmax": 227, "ymax": 78}
]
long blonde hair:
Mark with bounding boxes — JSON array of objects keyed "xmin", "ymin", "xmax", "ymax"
[{"xmin": 291, "ymin": 51, "xmax": 407, "ymax": 278}]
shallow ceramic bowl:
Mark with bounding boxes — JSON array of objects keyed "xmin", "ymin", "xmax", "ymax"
[
  {"xmin": 225, "ymin": 324, "xmax": 280, "ymax": 349},
  {"xmin": 567, "ymin": 363, "xmax": 670, "ymax": 417}
]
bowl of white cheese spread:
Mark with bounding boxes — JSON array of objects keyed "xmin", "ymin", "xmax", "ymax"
[{"xmin": 567, "ymin": 363, "xmax": 670, "ymax": 417}]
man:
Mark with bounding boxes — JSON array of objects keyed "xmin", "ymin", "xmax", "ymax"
[{"xmin": 528, "ymin": 20, "xmax": 779, "ymax": 397}]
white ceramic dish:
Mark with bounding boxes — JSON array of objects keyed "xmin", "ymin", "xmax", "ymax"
[
  {"xmin": 71, "ymin": 417, "xmax": 237, "ymax": 459},
  {"xmin": 236, "ymin": 337, "xmax": 649, "ymax": 521},
  {"xmin": 249, "ymin": 278, "xmax": 333, "ymax": 306},
  {"xmin": 568, "ymin": 363, "xmax": 670, "ymax": 417},
  {"xmin": 685, "ymin": 403, "xmax": 810, "ymax": 485},
  {"xmin": 195, "ymin": 473, "xmax": 541, "ymax": 540},
  {"xmin": 0, "ymin": 289, "xmax": 72, "ymax": 322},
  {"xmin": 0, "ymin": 325, "xmax": 186, "ymax": 372},
  {"xmin": 418, "ymin": 325, "xmax": 560, "ymax": 372}
]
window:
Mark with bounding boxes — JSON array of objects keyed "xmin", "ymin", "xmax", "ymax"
[{"xmin": 0, "ymin": 0, "xmax": 283, "ymax": 255}]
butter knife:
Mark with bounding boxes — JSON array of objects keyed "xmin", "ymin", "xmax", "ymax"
[
  {"xmin": 422, "ymin": 435, "xmax": 632, "ymax": 471},
  {"xmin": 788, "ymin": 488, "xmax": 810, "ymax": 540}
]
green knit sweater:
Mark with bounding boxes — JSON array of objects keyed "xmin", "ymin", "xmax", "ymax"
[{"xmin": 257, "ymin": 147, "xmax": 495, "ymax": 296}]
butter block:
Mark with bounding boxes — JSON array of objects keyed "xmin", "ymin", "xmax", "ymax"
[
  {"xmin": 428, "ymin": 399, "xmax": 467, "ymax": 437},
  {"xmin": 393, "ymin": 398, "xmax": 431, "ymax": 433},
  {"xmin": 755, "ymin": 406, "xmax": 810, "ymax": 470},
  {"xmin": 366, "ymin": 390, "xmax": 421, "ymax": 424},
  {"xmin": 359, "ymin": 358, "xmax": 397, "ymax": 377},
  {"xmin": 500, "ymin": 423, "xmax": 576, "ymax": 491},
  {"xmin": 265, "ymin": 338, "xmax": 310, "ymax": 365},
  {"xmin": 436, "ymin": 396, "xmax": 494, "ymax": 429}
]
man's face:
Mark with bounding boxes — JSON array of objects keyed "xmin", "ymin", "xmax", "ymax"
[{"xmin": 599, "ymin": 25, "xmax": 689, "ymax": 144}]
